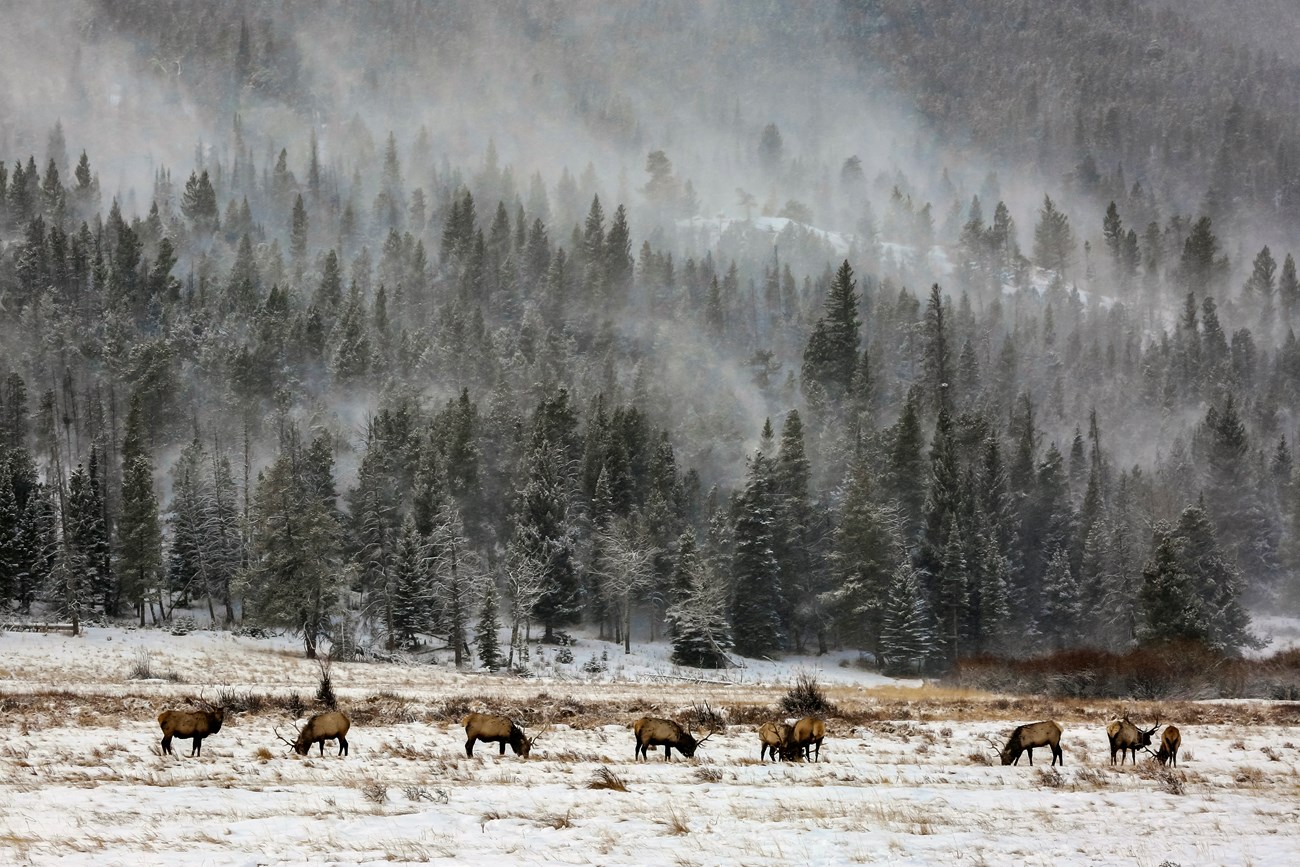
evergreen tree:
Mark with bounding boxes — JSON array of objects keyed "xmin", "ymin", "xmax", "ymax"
[
  {"xmin": 800, "ymin": 260, "xmax": 860, "ymax": 403},
  {"xmin": 243, "ymin": 430, "xmax": 343, "ymax": 658},
  {"xmin": 474, "ymin": 576, "xmax": 503, "ymax": 670},
  {"xmin": 730, "ymin": 450, "xmax": 784, "ymax": 658},
  {"xmin": 666, "ymin": 528, "xmax": 733, "ymax": 667},
  {"xmin": 880, "ymin": 564, "xmax": 932, "ymax": 675},
  {"xmin": 1033, "ymin": 195, "xmax": 1076, "ymax": 274},
  {"xmin": 509, "ymin": 438, "xmax": 580, "ymax": 642}
]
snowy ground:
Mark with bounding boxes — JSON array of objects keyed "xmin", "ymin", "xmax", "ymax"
[{"xmin": 3, "ymin": 628, "xmax": 1300, "ymax": 865}]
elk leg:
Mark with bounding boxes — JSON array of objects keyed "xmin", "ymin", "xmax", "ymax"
[
  {"xmin": 161, "ymin": 735, "xmax": 172, "ymax": 755},
  {"xmin": 466, "ymin": 738, "xmax": 475, "ymax": 758},
  {"xmin": 193, "ymin": 737, "xmax": 203, "ymax": 757},
  {"xmin": 339, "ymin": 736, "xmax": 348, "ymax": 756},
  {"xmin": 664, "ymin": 746, "xmax": 672, "ymax": 762},
  {"xmin": 499, "ymin": 742, "xmax": 506, "ymax": 756},
  {"xmin": 1027, "ymin": 748, "xmax": 1033, "ymax": 766}
]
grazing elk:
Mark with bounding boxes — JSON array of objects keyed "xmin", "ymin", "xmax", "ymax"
[
  {"xmin": 277, "ymin": 711, "xmax": 351, "ymax": 756},
  {"xmin": 787, "ymin": 716, "xmax": 826, "ymax": 763},
  {"xmin": 632, "ymin": 716, "xmax": 715, "ymax": 761},
  {"xmin": 157, "ymin": 702, "xmax": 226, "ymax": 756},
  {"xmin": 1106, "ymin": 717, "xmax": 1157, "ymax": 766},
  {"xmin": 988, "ymin": 720, "xmax": 1064, "ymax": 766},
  {"xmin": 757, "ymin": 721, "xmax": 792, "ymax": 762},
  {"xmin": 461, "ymin": 713, "xmax": 548, "ymax": 758},
  {"xmin": 1155, "ymin": 724, "xmax": 1181, "ymax": 768}
]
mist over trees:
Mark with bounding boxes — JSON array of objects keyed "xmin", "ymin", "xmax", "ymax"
[{"xmin": 1, "ymin": 1, "xmax": 1298, "ymax": 668}]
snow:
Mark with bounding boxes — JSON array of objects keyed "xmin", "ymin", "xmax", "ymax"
[
  {"xmin": 3, "ymin": 627, "xmax": 1300, "ymax": 865},
  {"xmin": 676, "ymin": 215, "xmax": 858, "ymax": 258}
]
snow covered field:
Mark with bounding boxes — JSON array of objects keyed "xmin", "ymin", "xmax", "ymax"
[{"xmin": 3, "ymin": 628, "xmax": 1300, "ymax": 865}]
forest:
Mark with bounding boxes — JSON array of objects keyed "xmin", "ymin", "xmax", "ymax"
[{"xmin": 1, "ymin": 0, "xmax": 1298, "ymax": 673}]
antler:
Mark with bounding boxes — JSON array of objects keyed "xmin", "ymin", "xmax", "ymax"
[
  {"xmin": 528, "ymin": 723, "xmax": 553, "ymax": 745},
  {"xmin": 979, "ymin": 733, "xmax": 1003, "ymax": 753},
  {"xmin": 274, "ymin": 725, "xmax": 300, "ymax": 750}
]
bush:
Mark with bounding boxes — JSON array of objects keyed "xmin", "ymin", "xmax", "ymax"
[
  {"xmin": 780, "ymin": 671, "xmax": 835, "ymax": 716},
  {"xmin": 315, "ymin": 657, "xmax": 337, "ymax": 709}
]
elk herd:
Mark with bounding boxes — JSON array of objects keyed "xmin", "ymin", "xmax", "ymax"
[{"xmin": 152, "ymin": 700, "xmax": 1185, "ymax": 775}]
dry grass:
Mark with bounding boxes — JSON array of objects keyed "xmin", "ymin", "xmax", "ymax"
[
  {"xmin": 664, "ymin": 804, "xmax": 690, "ymax": 835},
  {"xmin": 587, "ymin": 766, "xmax": 628, "ymax": 791}
]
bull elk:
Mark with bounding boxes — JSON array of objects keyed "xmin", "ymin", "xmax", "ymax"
[
  {"xmin": 632, "ymin": 716, "xmax": 715, "ymax": 761},
  {"xmin": 461, "ymin": 713, "xmax": 548, "ymax": 758},
  {"xmin": 757, "ymin": 722, "xmax": 792, "ymax": 762},
  {"xmin": 158, "ymin": 701, "xmax": 226, "ymax": 757},
  {"xmin": 1155, "ymin": 724, "xmax": 1181, "ymax": 768},
  {"xmin": 277, "ymin": 711, "xmax": 351, "ymax": 756},
  {"xmin": 986, "ymin": 720, "xmax": 1063, "ymax": 766},
  {"xmin": 1106, "ymin": 717, "xmax": 1157, "ymax": 766},
  {"xmin": 787, "ymin": 716, "xmax": 826, "ymax": 763}
]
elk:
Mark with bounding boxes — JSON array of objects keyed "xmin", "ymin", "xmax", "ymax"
[
  {"xmin": 985, "ymin": 720, "xmax": 1064, "ymax": 766},
  {"xmin": 1155, "ymin": 724, "xmax": 1181, "ymax": 768},
  {"xmin": 277, "ymin": 711, "xmax": 351, "ymax": 756},
  {"xmin": 787, "ymin": 716, "xmax": 826, "ymax": 763},
  {"xmin": 461, "ymin": 713, "xmax": 548, "ymax": 758},
  {"xmin": 158, "ymin": 701, "xmax": 225, "ymax": 757},
  {"xmin": 632, "ymin": 716, "xmax": 715, "ymax": 761},
  {"xmin": 1106, "ymin": 717, "xmax": 1157, "ymax": 766},
  {"xmin": 757, "ymin": 721, "xmax": 792, "ymax": 762}
]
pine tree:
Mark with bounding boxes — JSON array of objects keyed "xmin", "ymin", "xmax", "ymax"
[
  {"xmin": 828, "ymin": 447, "xmax": 904, "ymax": 654},
  {"xmin": 666, "ymin": 528, "xmax": 733, "ymax": 667},
  {"xmin": 800, "ymin": 260, "xmax": 860, "ymax": 403},
  {"xmin": 180, "ymin": 170, "xmax": 218, "ymax": 233},
  {"xmin": 118, "ymin": 394, "xmax": 162, "ymax": 624},
  {"xmin": 510, "ymin": 438, "xmax": 580, "ymax": 642},
  {"xmin": 290, "ymin": 193, "xmax": 309, "ymax": 271},
  {"xmin": 1138, "ymin": 524, "xmax": 1203, "ymax": 646},
  {"xmin": 474, "ymin": 577, "xmax": 503, "ymax": 670},
  {"xmin": 1033, "ymin": 195, "xmax": 1076, "ymax": 275},
  {"xmin": 242, "ymin": 429, "xmax": 343, "ymax": 658},
  {"xmin": 730, "ymin": 450, "xmax": 785, "ymax": 658},
  {"xmin": 880, "ymin": 564, "xmax": 932, "ymax": 675},
  {"xmin": 391, "ymin": 516, "xmax": 433, "ymax": 649}
]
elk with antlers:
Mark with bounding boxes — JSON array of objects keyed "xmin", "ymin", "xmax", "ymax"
[
  {"xmin": 984, "ymin": 720, "xmax": 1064, "ymax": 766},
  {"xmin": 461, "ymin": 713, "xmax": 548, "ymax": 758},
  {"xmin": 157, "ymin": 695, "xmax": 226, "ymax": 757},
  {"xmin": 1106, "ymin": 716, "xmax": 1157, "ymax": 766},
  {"xmin": 277, "ymin": 711, "xmax": 351, "ymax": 756},
  {"xmin": 787, "ymin": 716, "xmax": 826, "ymax": 763},
  {"xmin": 632, "ymin": 715, "xmax": 715, "ymax": 761}
]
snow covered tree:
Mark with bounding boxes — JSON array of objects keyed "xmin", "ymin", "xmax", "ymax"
[
  {"xmin": 242, "ymin": 429, "xmax": 343, "ymax": 658},
  {"xmin": 474, "ymin": 577, "xmax": 503, "ymax": 670},
  {"xmin": 391, "ymin": 515, "xmax": 433, "ymax": 650},
  {"xmin": 730, "ymin": 450, "xmax": 785, "ymax": 658},
  {"xmin": 800, "ymin": 260, "xmax": 861, "ymax": 404},
  {"xmin": 666, "ymin": 528, "xmax": 733, "ymax": 667},
  {"xmin": 880, "ymin": 564, "xmax": 932, "ymax": 675},
  {"xmin": 510, "ymin": 438, "xmax": 580, "ymax": 642},
  {"xmin": 430, "ymin": 504, "xmax": 477, "ymax": 667}
]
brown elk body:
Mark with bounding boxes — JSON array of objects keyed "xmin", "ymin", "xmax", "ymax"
[
  {"xmin": 788, "ymin": 716, "xmax": 826, "ymax": 762},
  {"xmin": 292, "ymin": 712, "xmax": 351, "ymax": 756},
  {"xmin": 158, "ymin": 708, "xmax": 225, "ymax": 756},
  {"xmin": 633, "ymin": 717, "xmax": 713, "ymax": 761},
  {"xmin": 1000, "ymin": 720, "xmax": 1063, "ymax": 766},
  {"xmin": 757, "ymin": 722, "xmax": 792, "ymax": 762},
  {"xmin": 1155, "ymin": 725, "xmax": 1181, "ymax": 767},
  {"xmin": 461, "ymin": 713, "xmax": 544, "ymax": 758},
  {"xmin": 1106, "ymin": 718, "xmax": 1156, "ymax": 766}
]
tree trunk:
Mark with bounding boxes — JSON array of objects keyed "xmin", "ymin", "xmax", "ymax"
[
  {"xmin": 623, "ymin": 594, "xmax": 632, "ymax": 654},
  {"xmin": 305, "ymin": 629, "xmax": 318, "ymax": 659}
]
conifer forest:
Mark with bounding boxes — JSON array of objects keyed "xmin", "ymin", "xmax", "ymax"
[{"xmin": 5, "ymin": 0, "xmax": 1300, "ymax": 674}]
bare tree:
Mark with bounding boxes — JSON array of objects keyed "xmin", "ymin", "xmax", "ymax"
[
  {"xmin": 595, "ymin": 517, "xmax": 658, "ymax": 654},
  {"xmin": 504, "ymin": 541, "xmax": 547, "ymax": 670}
]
